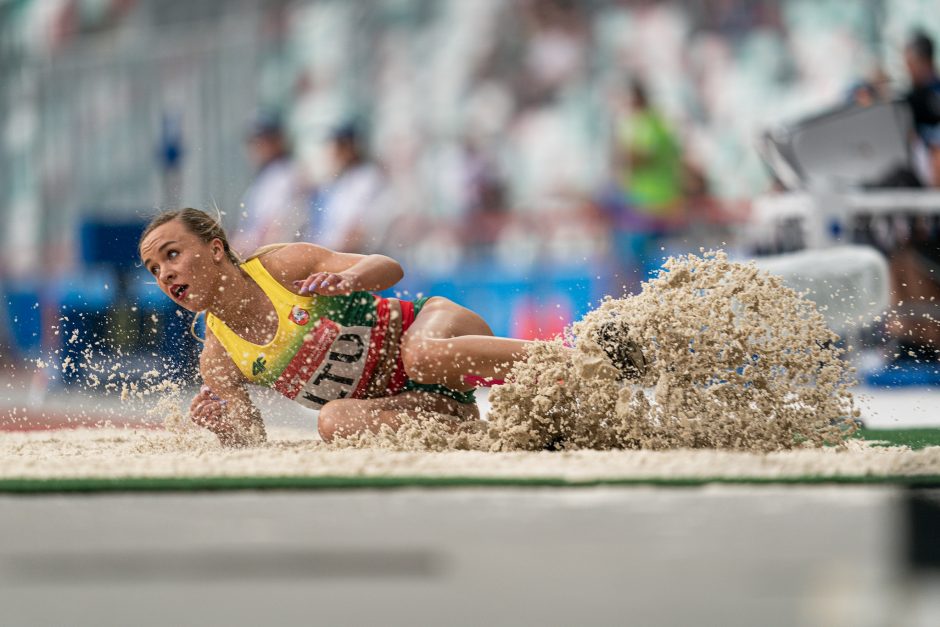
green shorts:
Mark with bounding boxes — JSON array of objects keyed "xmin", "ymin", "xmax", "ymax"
[{"xmin": 401, "ymin": 296, "xmax": 476, "ymax": 405}]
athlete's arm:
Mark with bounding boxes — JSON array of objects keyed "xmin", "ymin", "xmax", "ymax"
[
  {"xmin": 264, "ymin": 243, "xmax": 404, "ymax": 296},
  {"xmin": 191, "ymin": 333, "xmax": 267, "ymax": 447}
]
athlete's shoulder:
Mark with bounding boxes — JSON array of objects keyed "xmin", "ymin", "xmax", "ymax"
[
  {"xmin": 256, "ymin": 243, "xmax": 329, "ymax": 284},
  {"xmin": 259, "ymin": 242, "xmax": 331, "ymax": 269}
]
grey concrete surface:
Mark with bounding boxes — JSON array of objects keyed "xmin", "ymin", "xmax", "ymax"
[{"xmin": 0, "ymin": 486, "xmax": 934, "ymax": 627}]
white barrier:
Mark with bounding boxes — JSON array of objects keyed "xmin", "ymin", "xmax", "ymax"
[{"xmin": 753, "ymin": 245, "xmax": 889, "ymax": 337}]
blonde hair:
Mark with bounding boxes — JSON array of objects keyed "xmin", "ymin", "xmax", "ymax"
[
  {"xmin": 139, "ymin": 207, "xmax": 242, "ymax": 267},
  {"xmin": 245, "ymin": 242, "xmax": 290, "ymax": 261}
]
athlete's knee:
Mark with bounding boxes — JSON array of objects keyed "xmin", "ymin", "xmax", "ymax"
[
  {"xmin": 401, "ymin": 338, "xmax": 448, "ymax": 384},
  {"xmin": 317, "ymin": 401, "xmax": 347, "ymax": 442}
]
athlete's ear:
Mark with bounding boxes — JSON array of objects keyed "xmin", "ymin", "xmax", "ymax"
[{"xmin": 211, "ymin": 238, "xmax": 224, "ymax": 262}]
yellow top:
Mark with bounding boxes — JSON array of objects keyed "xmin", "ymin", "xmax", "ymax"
[{"xmin": 206, "ymin": 258, "xmax": 400, "ymax": 408}]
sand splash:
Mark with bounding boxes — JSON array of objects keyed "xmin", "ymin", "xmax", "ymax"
[{"xmin": 336, "ymin": 250, "xmax": 859, "ymax": 453}]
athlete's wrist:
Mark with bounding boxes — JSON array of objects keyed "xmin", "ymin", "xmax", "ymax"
[{"xmin": 338, "ymin": 271, "xmax": 361, "ymax": 291}]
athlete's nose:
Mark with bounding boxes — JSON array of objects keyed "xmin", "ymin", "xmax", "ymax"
[{"xmin": 159, "ymin": 267, "xmax": 176, "ymax": 285}]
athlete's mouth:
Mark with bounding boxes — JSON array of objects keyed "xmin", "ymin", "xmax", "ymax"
[{"xmin": 170, "ymin": 284, "xmax": 189, "ymax": 300}]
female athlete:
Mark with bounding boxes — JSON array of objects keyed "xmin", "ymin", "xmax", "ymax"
[{"xmin": 139, "ymin": 208, "xmax": 642, "ymax": 446}]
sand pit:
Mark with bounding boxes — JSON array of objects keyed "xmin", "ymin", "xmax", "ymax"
[
  {"xmin": 7, "ymin": 249, "xmax": 934, "ymax": 490},
  {"xmin": 0, "ymin": 426, "xmax": 938, "ymax": 488}
]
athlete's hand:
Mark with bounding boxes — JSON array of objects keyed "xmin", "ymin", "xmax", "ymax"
[
  {"xmin": 294, "ymin": 271, "xmax": 356, "ymax": 296},
  {"xmin": 189, "ymin": 385, "xmax": 228, "ymax": 430}
]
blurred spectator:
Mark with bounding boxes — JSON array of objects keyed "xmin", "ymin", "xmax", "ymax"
[
  {"xmin": 887, "ymin": 31, "xmax": 940, "ymax": 355},
  {"xmin": 518, "ymin": 0, "xmax": 587, "ymax": 107},
  {"xmin": 458, "ymin": 137, "xmax": 511, "ymax": 261},
  {"xmin": 617, "ymin": 79, "xmax": 684, "ymax": 218},
  {"xmin": 601, "ymin": 78, "xmax": 685, "ymax": 288},
  {"xmin": 308, "ymin": 122, "xmax": 389, "ymax": 253},
  {"xmin": 232, "ymin": 111, "xmax": 306, "ymax": 255},
  {"xmin": 846, "ymin": 67, "xmax": 891, "ymax": 108},
  {"xmin": 844, "ymin": 67, "xmax": 919, "ymax": 188},
  {"xmin": 904, "ymin": 31, "xmax": 940, "ymax": 186}
]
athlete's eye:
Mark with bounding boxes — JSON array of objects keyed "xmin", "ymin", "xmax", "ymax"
[
  {"xmin": 149, "ymin": 265, "xmax": 159, "ymax": 276},
  {"xmin": 167, "ymin": 250, "xmax": 179, "ymax": 260}
]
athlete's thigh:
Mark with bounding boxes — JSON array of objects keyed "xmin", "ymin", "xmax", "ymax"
[
  {"xmin": 406, "ymin": 297, "xmax": 494, "ymax": 341},
  {"xmin": 375, "ymin": 390, "xmax": 478, "ymax": 419},
  {"xmin": 325, "ymin": 391, "xmax": 476, "ymax": 419}
]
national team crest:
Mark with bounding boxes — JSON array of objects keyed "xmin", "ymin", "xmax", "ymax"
[{"xmin": 289, "ymin": 305, "xmax": 311, "ymax": 326}]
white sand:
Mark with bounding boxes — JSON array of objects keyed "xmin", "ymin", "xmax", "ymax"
[{"xmin": 1, "ymin": 427, "xmax": 937, "ymax": 481}]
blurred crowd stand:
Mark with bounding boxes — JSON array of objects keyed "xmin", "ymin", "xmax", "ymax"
[{"xmin": 5, "ymin": 0, "xmax": 940, "ymax": 388}]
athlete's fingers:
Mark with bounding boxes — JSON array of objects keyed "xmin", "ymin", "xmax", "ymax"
[
  {"xmin": 306, "ymin": 273, "xmax": 327, "ymax": 292},
  {"xmin": 294, "ymin": 271, "xmax": 354, "ymax": 295},
  {"xmin": 190, "ymin": 388, "xmax": 212, "ymax": 413},
  {"xmin": 317, "ymin": 273, "xmax": 351, "ymax": 294},
  {"xmin": 203, "ymin": 398, "xmax": 227, "ymax": 415},
  {"xmin": 311, "ymin": 275, "xmax": 331, "ymax": 294},
  {"xmin": 191, "ymin": 399, "xmax": 216, "ymax": 420},
  {"xmin": 191, "ymin": 398, "xmax": 226, "ymax": 427},
  {"xmin": 312, "ymin": 272, "xmax": 332, "ymax": 291},
  {"xmin": 317, "ymin": 273, "xmax": 340, "ymax": 290},
  {"xmin": 294, "ymin": 275, "xmax": 313, "ymax": 294},
  {"xmin": 190, "ymin": 407, "xmax": 215, "ymax": 428},
  {"xmin": 297, "ymin": 272, "xmax": 327, "ymax": 295}
]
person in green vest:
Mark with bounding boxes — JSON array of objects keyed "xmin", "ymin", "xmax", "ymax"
[
  {"xmin": 606, "ymin": 78, "xmax": 685, "ymax": 286},
  {"xmin": 617, "ymin": 79, "xmax": 683, "ymax": 217}
]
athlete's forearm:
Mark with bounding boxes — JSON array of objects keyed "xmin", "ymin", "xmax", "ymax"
[{"xmin": 341, "ymin": 254, "xmax": 404, "ymax": 292}]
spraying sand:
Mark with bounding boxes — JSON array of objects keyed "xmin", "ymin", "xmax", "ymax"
[{"xmin": 338, "ymin": 250, "xmax": 859, "ymax": 453}]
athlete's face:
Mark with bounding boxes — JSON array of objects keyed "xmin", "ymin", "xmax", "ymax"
[{"xmin": 140, "ymin": 219, "xmax": 224, "ymax": 312}]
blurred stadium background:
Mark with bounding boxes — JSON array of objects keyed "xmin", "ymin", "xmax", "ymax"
[
  {"xmin": 2, "ymin": 0, "xmax": 940, "ymax": 389},
  {"xmin": 0, "ymin": 0, "xmax": 940, "ymax": 372}
]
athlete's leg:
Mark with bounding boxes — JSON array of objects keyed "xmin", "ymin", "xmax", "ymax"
[
  {"xmin": 317, "ymin": 390, "xmax": 479, "ymax": 442},
  {"xmin": 400, "ymin": 297, "xmax": 531, "ymax": 390}
]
